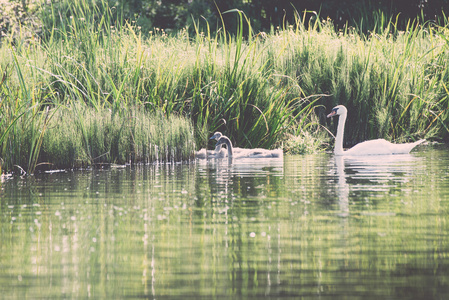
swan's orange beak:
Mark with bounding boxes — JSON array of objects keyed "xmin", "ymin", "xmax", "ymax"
[{"xmin": 327, "ymin": 110, "xmax": 337, "ymax": 118}]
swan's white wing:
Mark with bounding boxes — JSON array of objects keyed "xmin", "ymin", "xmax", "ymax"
[
  {"xmin": 344, "ymin": 139, "xmax": 392, "ymax": 156},
  {"xmin": 344, "ymin": 139, "xmax": 425, "ymax": 156}
]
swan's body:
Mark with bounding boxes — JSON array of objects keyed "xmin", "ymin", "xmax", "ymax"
[
  {"xmin": 327, "ymin": 105, "xmax": 425, "ymax": 156},
  {"xmin": 210, "ymin": 132, "xmax": 283, "ymax": 159},
  {"xmin": 195, "ymin": 144, "xmax": 227, "ymax": 159}
]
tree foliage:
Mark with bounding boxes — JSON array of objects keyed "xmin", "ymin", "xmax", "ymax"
[
  {"xmin": 1, "ymin": 0, "xmax": 449, "ymax": 41},
  {"xmin": 114, "ymin": 0, "xmax": 449, "ymax": 34}
]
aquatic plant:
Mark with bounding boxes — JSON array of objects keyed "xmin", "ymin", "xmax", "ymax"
[
  {"xmin": 1, "ymin": 0, "xmax": 449, "ymax": 173},
  {"xmin": 40, "ymin": 105, "xmax": 195, "ymax": 169},
  {"xmin": 267, "ymin": 15, "xmax": 449, "ymax": 144}
]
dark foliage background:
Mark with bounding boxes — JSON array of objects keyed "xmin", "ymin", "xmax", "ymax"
[
  {"xmin": 1, "ymin": 0, "xmax": 448, "ymax": 41},
  {"xmin": 115, "ymin": 0, "xmax": 449, "ymax": 34}
]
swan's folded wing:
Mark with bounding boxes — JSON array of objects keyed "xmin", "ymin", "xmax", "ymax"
[{"xmin": 345, "ymin": 139, "xmax": 425, "ymax": 156}]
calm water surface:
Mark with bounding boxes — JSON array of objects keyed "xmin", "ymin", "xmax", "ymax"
[{"xmin": 1, "ymin": 145, "xmax": 449, "ymax": 299}]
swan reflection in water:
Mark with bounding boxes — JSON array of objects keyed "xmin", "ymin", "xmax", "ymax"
[
  {"xmin": 195, "ymin": 132, "xmax": 283, "ymax": 160},
  {"xmin": 332, "ymin": 153, "xmax": 424, "ymax": 217}
]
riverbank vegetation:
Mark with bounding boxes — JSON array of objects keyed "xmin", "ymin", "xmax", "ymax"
[{"xmin": 1, "ymin": 0, "xmax": 449, "ymax": 174}]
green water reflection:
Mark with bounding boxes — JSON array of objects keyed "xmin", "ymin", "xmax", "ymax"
[{"xmin": 1, "ymin": 146, "xmax": 449, "ymax": 299}]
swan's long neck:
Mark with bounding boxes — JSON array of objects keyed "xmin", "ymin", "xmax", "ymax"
[
  {"xmin": 214, "ymin": 144, "xmax": 223, "ymax": 153},
  {"xmin": 223, "ymin": 137, "xmax": 233, "ymax": 157},
  {"xmin": 216, "ymin": 136, "xmax": 234, "ymax": 157},
  {"xmin": 335, "ymin": 111, "xmax": 346, "ymax": 155}
]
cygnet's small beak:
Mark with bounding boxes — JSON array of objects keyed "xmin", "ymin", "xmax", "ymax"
[{"xmin": 209, "ymin": 135, "xmax": 216, "ymax": 140}]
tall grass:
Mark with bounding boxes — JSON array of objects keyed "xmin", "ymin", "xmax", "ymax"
[
  {"xmin": 40, "ymin": 105, "xmax": 195, "ymax": 169},
  {"xmin": 267, "ymin": 15, "xmax": 449, "ymax": 145},
  {"xmin": 1, "ymin": 0, "xmax": 449, "ymax": 173}
]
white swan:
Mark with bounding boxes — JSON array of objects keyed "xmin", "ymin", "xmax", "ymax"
[
  {"xmin": 211, "ymin": 132, "xmax": 283, "ymax": 158},
  {"xmin": 327, "ymin": 105, "xmax": 425, "ymax": 156}
]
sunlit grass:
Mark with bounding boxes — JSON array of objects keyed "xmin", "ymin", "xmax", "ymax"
[
  {"xmin": 1, "ymin": 0, "xmax": 449, "ymax": 173},
  {"xmin": 266, "ymin": 17, "xmax": 449, "ymax": 144},
  {"xmin": 40, "ymin": 105, "xmax": 195, "ymax": 170}
]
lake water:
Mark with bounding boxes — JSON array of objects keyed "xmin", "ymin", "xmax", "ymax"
[{"xmin": 1, "ymin": 144, "xmax": 449, "ymax": 299}]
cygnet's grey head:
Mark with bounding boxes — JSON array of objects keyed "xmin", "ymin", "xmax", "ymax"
[{"xmin": 209, "ymin": 132, "xmax": 223, "ymax": 140}]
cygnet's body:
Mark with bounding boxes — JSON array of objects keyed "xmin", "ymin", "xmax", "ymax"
[
  {"xmin": 195, "ymin": 143, "xmax": 226, "ymax": 159},
  {"xmin": 211, "ymin": 132, "xmax": 283, "ymax": 159}
]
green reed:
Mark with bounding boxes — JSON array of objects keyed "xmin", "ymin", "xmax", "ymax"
[
  {"xmin": 0, "ymin": 7, "xmax": 196, "ymax": 173},
  {"xmin": 40, "ymin": 105, "xmax": 195, "ymax": 169},
  {"xmin": 1, "ymin": 0, "xmax": 449, "ymax": 173},
  {"xmin": 267, "ymin": 17, "xmax": 449, "ymax": 144}
]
